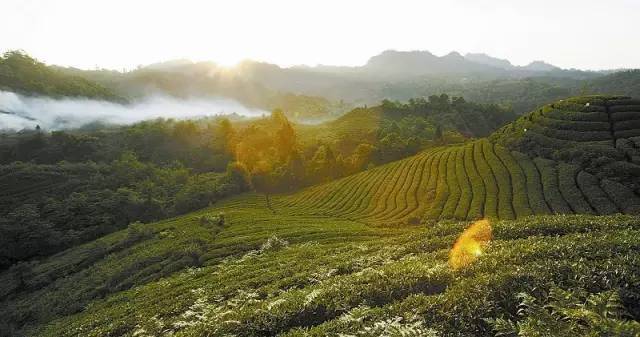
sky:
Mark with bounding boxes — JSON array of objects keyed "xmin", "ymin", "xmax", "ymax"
[{"xmin": 1, "ymin": 0, "xmax": 639, "ymax": 71}]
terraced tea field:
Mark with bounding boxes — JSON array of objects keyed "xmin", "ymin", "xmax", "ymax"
[
  {"xmin": 281, "ymin": 139, "xmax": 639, "ymax": 223},
  {"xmin": 282, "ymin": 96, "xmax": 640, "ymax": 223}
]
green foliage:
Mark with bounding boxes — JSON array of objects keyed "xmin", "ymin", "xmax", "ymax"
[
  {"xmin": 454, "ymin": 147, "xmax": 472, "ymax": 219},
  {"xmin": 381, "ymin": 94, "xmax": 516, "ymax": 137},
  {"xmin": 464, "ymin": 143, "xmax": 486, "ymax": 219},
  {"xmin": 496, "ymin": 145, "xmax": 533, "ymax": 218},
  {"xmin": 0, "ymin": 118, "xmax": 236, "ymax": 171},
  {"xmin": 487, "ymin": 287, "xmax": 640, "ymax": 337},
  {"xmin": 534, "ymin": 158, "xmax": 572, "ymax": 214},
  {"xmin": 483, "ymin": 140, "xmax": 515, "ymax": 219},
  {"xmin": 557, "ymin": 163, "xmax": 595, "ymax": 214},
  {"xmin": 441, "ymin": 148, "xmax": 461, "ymax": 219},
  {"xmin": 0, "ymin": 155, "xmax": 248, "ymax": 270},
  {"xmin": 576, "ymin": 171, "xmax": 619, "ymax": 215},
  {"xmin": 5, "ymin": 199, "xmax": 640, "ymax": 337},
  {"xmin": 4, "ymin": 94, "xmax": 640, "ymax": 336},
  {"xmin": 492, "ymin": 96, "xmax": 640, "ymax": 192},
  {"xmin": 0, "ymin": 51, "xmax": 121, "ymax": 100},
  {"xmin": 511, "ymin": 151, "xmax": 551, "ymax": 215}
]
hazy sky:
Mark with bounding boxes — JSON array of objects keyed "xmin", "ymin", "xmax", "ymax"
[{"xmin": 1, "ymin": 0, "xmax": 638, "ymax": 70}]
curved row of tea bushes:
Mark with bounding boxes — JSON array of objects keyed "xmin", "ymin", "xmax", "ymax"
[
  {"xmin": 557, "ymin": 163, "xmax": 595, "ymax": 214},
  {"xmin": 483, "ymin": 140, "xmax": 515, "ymax": 219},
  {"xmin": 576, "ymin": 171, "xmax": 619, "ymax": 215},
  {"xmin": 464, "ymin": 143, "xmax": 485, "ymax": 220},
  {"xmin": 280, "ymin": 139, "xmax": 639, "ymax": 222}
]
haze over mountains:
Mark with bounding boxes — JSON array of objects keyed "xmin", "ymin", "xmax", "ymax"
[
  {"xmin": 138, "ymin": 49, "xmax": 587, "ymax": 77},
  {"xmin": 304, "ymin": 50, "xmax": 564, "ymax": 77},
  {"xmin": 117, "ymin": 49, "xmax": 637, "ymax": 115},
  {"xmin": 2, "ymin": 49, "xmax": 640, "ymax": 131},
  {"xmin": 95, "ymin": 49, "xmax": 634, "ymax": 101}
]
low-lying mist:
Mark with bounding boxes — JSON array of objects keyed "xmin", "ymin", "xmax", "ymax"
[{"xmin": 0, "ymin": 90, "xmax": 267, "ymax": 131}]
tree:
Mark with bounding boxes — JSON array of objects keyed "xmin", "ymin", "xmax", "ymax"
[
  {"xmin": 0, "ymin": 204, "xmax": 61, "ymax": 267},
  {"xmin": 435, "ymin": 125, "xmax": 443, "ymax": 141},
  {"xmin": 274, "ymin": 110, "xmax": 297, "ymax": 161},
  {"xmin": 217, "ymin": 118, "xmax": 236, "ymax": 156},
  {"xmin": 308, "ymin": 145, "xmax": 338, "ymax": 184},
  {"xmin": 347, "ymin": 143, "xmax": 377, "ymax": 173}
]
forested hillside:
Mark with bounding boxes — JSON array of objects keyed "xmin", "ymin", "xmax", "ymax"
[{"xmin": 0, "ymin": 51, "xmax": 121, "ymax": 101}]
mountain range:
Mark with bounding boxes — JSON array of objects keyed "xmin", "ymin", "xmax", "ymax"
[{"xmin": 3, "ymin": 49, "xmax": 640, "ymax": 123}]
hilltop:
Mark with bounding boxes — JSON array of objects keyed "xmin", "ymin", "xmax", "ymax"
[
  {"xmin": 2, "ymin": 96, "xmax": 640, "ymax": 336},
  {"xmin": 0, "ymin": 51, "xmax": 122, "ymax": 101}
]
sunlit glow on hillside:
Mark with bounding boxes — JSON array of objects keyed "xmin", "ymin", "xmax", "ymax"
[{"xmin": 449, "ymin": 219, "xmax": 492, "ymax": 270}]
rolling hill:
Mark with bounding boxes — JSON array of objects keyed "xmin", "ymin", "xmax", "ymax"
[
  {"xmin": 283, "ymin": 96, "xmax": 640, "ymax": 223},
  {"xmin": 3, "ymin": 96, "xmax": 640, "ymax": 336},
  {"xmin": 0, "ymin": 51, "xmax": 122, "ymax": 101}
]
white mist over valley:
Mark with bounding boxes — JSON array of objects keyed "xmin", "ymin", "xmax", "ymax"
[{"xmin": 0, "ymin": 90, "xmax": 267, "ymax": 131}]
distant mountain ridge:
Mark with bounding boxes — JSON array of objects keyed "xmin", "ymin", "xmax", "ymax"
[
  {"xmin": 43, "ymin": 50, "xmax": 640, "ymax": 116},
  {"xmin": 287, "ymin": 49, "xmax": 570, "ymax": 78},
  {"xmin": 141, "ymin": 49, "xmax": 572, "ymax": 78}
]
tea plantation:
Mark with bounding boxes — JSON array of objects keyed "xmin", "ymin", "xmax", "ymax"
[
  {"xmin": 2, "ymin": 96, "xmax": 640, "ymax": 336},
  {"xmin": 284, "ymin": 96, "xmax": 640, "ymax": 223}
]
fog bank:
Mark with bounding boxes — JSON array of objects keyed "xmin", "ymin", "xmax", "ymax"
[{"xmin": 0, "ymin": 90, "xmax": 267, "ymax": 131}]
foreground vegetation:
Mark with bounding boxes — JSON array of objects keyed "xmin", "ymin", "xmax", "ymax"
[{"xmin": 2, "ymin": 193, "xmax": 639, "ymax": 336}]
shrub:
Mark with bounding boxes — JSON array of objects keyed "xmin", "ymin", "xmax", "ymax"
[
  {"xmin": 441, "ymin": 149, "xmax": 461, "ymax": 219},
  {"xmin": 474, "ymin": 141, "xmax": 498, "ymax": 219},
  {"xmin": 425, "ymin": 150, "xmax": 451, "ymax": 219},
  {"xmin": 557, "ymin": 163, "xmax": 594, "ymax": 214},
  {"xmin": 483, "ymin": 141, "xmax": 515, "ymax": 219},
  {"xmin": 511, "ymin": 151, "xmax": 550, "ymax": 215},
  {"xmin": 576, "ymin": 171, "xmax": 619, "ymax": 215},
  {"xmin": 198, "ymin": 213, "xmax": 225, "ymax": 228},
  {"xmin": 454, "ymin": 149, "xmax": 472, "ymax": 220},
  {"xmin": 464, "ymin": 143, "xmax": 485, "ymax": 220},
  {"xmin": 601, "ymin": 179, "xmax": 640, "ymax": 214},
  {"xmin": 487, "ymin": 287, "xmax": 640, "ymax": 337},
  {"xmin": 495, "ymin": 146, "xmax": 532, "ymax": 218},
  {"xmin": 533, "ymin": 158, "xmax": 572, "ymax": 214}
]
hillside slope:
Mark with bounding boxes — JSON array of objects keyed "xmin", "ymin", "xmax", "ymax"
[
  {"xmin": 282, "ymin": 96, "xmax": 640, "ymax": 223},
  {"xmin": 3, "ymin": 194, "xmax": 640, "ymax": 336},
  {"xmin": 0, "ymin": 51, "xmax": 121, "ymax": 101}
]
